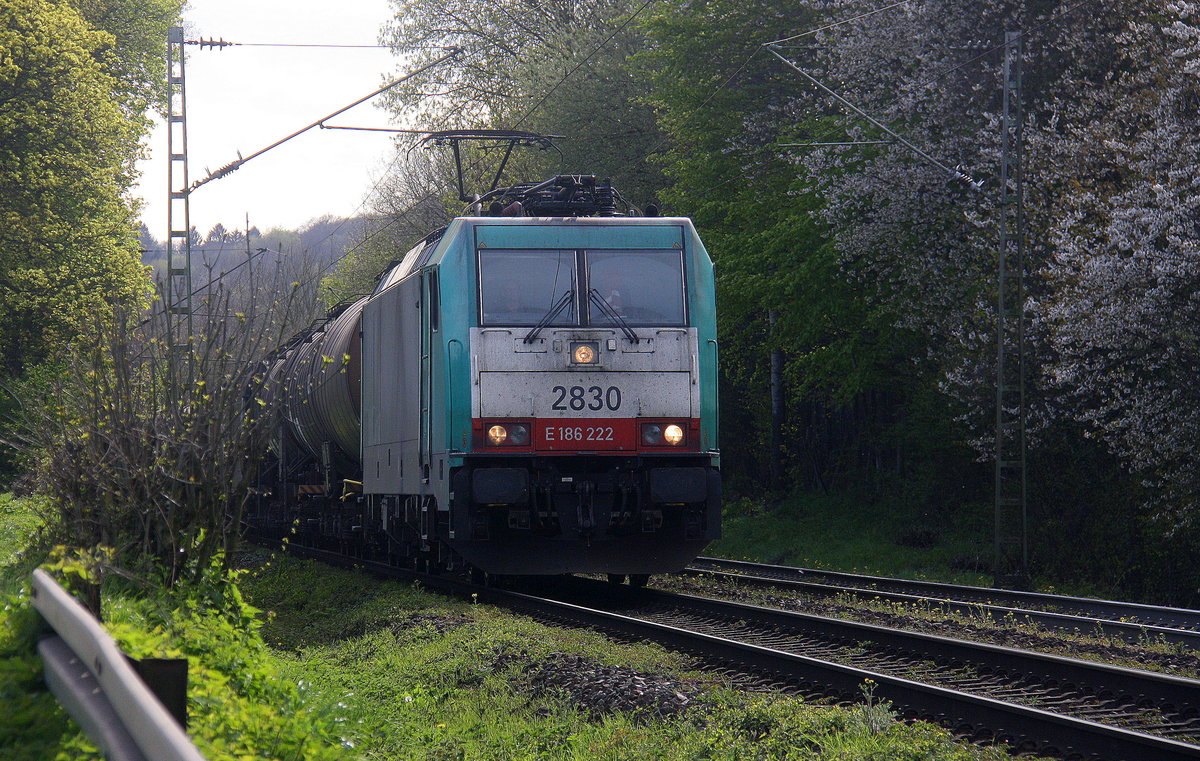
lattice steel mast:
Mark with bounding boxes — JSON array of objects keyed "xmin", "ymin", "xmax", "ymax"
[
  {"xmin": 994, "ymin": 30, "xmax": 1029, "ymax": 589},
  {"xmin": 165, "ymin": 25, "xmax": 193, "ymax": 342}
]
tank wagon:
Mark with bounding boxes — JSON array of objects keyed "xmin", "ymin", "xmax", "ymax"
[{"xmin": 255, "ymin": 176, "xmax": 721, "ymax": 581}]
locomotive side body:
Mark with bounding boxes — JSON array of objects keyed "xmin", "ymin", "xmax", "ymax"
[{"xmin": 261, "ymin": 214, "xmax": 721, "ymax": 577}]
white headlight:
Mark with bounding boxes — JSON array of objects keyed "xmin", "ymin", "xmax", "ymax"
[
  {"xmin": 487, "ymin": 425, "xmax": 508, "ymax": 445},
  {"xmin": 664, "ymin": 424, "xmax": 684, "ymax": 445},
  {"xmin": 573, "ymin": 344, "xmax": 596, "ymax": 363}
]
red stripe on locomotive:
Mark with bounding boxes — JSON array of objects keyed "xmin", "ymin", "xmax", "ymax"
[{"xmin": 472, "ymin": 418, "xmax": 701, "ymax": 453}]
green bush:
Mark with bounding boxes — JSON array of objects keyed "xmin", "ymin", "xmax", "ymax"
[
  {"xmin": 100, "ymin": 567, "xmax": 351, "ymax": 761},
  {"xmin": 0, "ymin": 554, "xmax": 354, "ymax": 761}
]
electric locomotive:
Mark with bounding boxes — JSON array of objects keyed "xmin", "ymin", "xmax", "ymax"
[{"xmin": 256, "ymin": 175, "xmax": 721, "ymax": 580}]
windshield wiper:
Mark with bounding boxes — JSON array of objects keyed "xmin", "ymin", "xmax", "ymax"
[
  {"xmin": 524, "ymin": 290, "xmax": 574, "ymax": 343},
  {"xmin": 588, "ymin": 289, "xmax": 639, "ymax": 344}
]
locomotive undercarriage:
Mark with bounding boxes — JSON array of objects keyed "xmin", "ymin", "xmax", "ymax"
[
  {"xmin": 249, "ymin": 451, "xmax": 720, "ymax": 577},
  {"xmin": 443, "ymin": 454, "xmax": 720, "ymax": 575}
]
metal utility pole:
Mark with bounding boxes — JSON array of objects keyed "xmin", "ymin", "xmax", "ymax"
[
  {"xmin": 768, "ymin": 310, "xmax": 784, "ymax": 488},
  {"xmin": 165, "ymin": 26, "xmax": 193, "ymax": 344},
  {"xmin": 993, "ymin": 30, "xmax": 1029, "ymax": 589}
]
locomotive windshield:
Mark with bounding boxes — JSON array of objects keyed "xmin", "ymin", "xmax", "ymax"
[
  {"xmin": 587, "ymin": 250, "xmax": 685, "ymax": 326},
  {"xmin": 479, "ymin": 248, "xmax": 686, "ymax": 326},
  {"xmin": 479, "ymin": 249, "xmax": 576, "ymax": 326}
]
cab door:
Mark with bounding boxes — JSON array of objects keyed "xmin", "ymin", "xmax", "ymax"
[{"xmin": 418, "ymin": 267, "xmax": 439, "ymax": 484}]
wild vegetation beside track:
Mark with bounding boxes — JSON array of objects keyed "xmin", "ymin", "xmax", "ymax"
[
  {"xmin": 3, "ymin": 5, "xmax": 1199, "ymax": 752},
  {"xmin": 5, "ymin": 0, "xmax": 1200, "ymax": 653},
  {"xmin": 0, "ymin": 496, "xmax": 353, "ymax": 761},
  {"xmin": 705, "ymin": 488, "xmax": 1200, "ymax": 606},
  {"xmin": 708, "ymin": 491, "xmax": 995, "ymax": 587},
  {"xmin": 357, "ymin": 0, "xmax": 1200, "ymax": 607}
]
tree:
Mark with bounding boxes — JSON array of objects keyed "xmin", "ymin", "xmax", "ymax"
[
  {"xmin": 803, "ymin": 0, "xmax": 1017, "ymax": 404},
  {"xmin": 136, "ymin": 222, "xmax": 159, "ymax": 257},
  {"xmin": 69, "ymin": 0, "xmax": 181, "ymax": 190},
  {"xmin": 323, "ymin": 150, "xmax": 454, "ymax": 302},
  {"xmin": 1035, "ymin": 0, "xmax": 1200, "ymax": 528},
  {"xmin": 640, "ymin": 0, "xmax": 965, "ymax": 493},
  {"xmin": 793, "ymin": 0, "xmax": 1200, "ymax": 594},
  {"xmin": 70, "ymin": 0, "xmax": 181, "ymax": 115},
  {"xmin": 0, "ymin": 0, "xmax": 166, "ymax": 374},
  {"xmin": 379, "ymin": 0, "xmax": 664, "ymax": 201},
  {"xmin": 206, "ymin": 222, "xmax": 229, "ymax": 245},
  {"xmin": 383, "ymin": 0, "xmax": 595, "ymax": 127}
]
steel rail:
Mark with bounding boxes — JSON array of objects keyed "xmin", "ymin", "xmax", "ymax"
[
  {"xmin": 691, "ymin": 557, "xmax": 1200, "ymax": 633},
  {"xmin": 628, "ymin": 586, "xmax": 1200, "ymax": 718},
  {"xmin": 282, "ymin": 543, "xmax": 1200, "ymax": 760},
  {"xmin": 30, "ymin": 569, "xmax": 207, "ymax": 761},
  {"xmin": 684, "ymin": 558, "xmax": 1200, "ymax": 649},
  {"xmin": 540, "ymin": 592, "xmax": 1200, "ymax": 761}
]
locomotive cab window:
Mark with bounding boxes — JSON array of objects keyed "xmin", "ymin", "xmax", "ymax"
[
  {"xmin": 586, "ymin": 250, "xmax": 686, "ymax": 326},
  {"xmin": 479, "ymin": 249, "xmax": 577, "ymax": 326},
  {"xmin": 427, "ymin": 269, "xmax": 440, "ymax": 331}
]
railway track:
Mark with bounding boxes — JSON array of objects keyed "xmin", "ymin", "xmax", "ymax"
[
  {"xmin": 687, "ymin": 557, "xmax": 1200, "ymax": 649},
  {"xmin": 281, "ymin": 542, "xmax": 1200, "ymax": 760}
]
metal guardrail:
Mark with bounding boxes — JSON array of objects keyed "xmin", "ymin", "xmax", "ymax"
[{"xmin": 30, "ymin": 568, "xmax": 207, "ymax": 761}]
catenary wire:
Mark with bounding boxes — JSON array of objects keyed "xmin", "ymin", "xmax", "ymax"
[
  {"xmin": 182, "ymin": 39, "xmax": 459, "ymax": 283},
  {"xmin": 782, "ymin": 0, "xmax": 1094, "ymax": 141},
  {"xmin": 203, "ymin": 0, "xmax": 1084, "ymax": 297},
  {"xmin": 188, "ymin": 49, "xmax": 461, "ymax": 193},
  {"xmin": 765, "ymin": 0, "xmax": 912, "ymax": 46},
  {"xmin": 685, "ymin": 0, "xmax": 1094, "ymax": 199},
  {"xmin": 511, "ymin": 0, "xmax": 656, "ymax": 128},
  {"xmin": 308, "ymin": 0, "xmax": 660, "ymax": 293},
  {"xmin": 614, "ymin": 0, "xmax": 923, "ymax": 181},
  {"xmin": 612, "ymin": 45, "xmax": 765, "ymax": 179},
  {"xmin": 196, "ymin": 42, "xmax": 391, "ymax": 48},
  {"xmin": 153, "ymin": 37, "xmax": 452, "ymax": 324},
  {"xmin": 407, "ymin": 0, "xmax": 666, "ymax": 220}
]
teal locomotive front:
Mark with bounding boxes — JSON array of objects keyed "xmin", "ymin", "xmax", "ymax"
[{"xmin": 360, "ymin": 216, "xmax": 721, "ymax": 576}]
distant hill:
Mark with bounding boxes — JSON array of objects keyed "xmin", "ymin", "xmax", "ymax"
[{"xmin": 139, "ymin": 216, "xmax": 372, "ymax": 287}]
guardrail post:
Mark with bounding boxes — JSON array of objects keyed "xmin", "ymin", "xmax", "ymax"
[{"xmin": 128, "ymin": 656, "xmax": 189, "ymax": 728}]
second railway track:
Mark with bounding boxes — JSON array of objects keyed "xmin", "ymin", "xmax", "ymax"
[{"xmin": 686, "ymin": 557, "xmax": 1200, "ymax": 650}]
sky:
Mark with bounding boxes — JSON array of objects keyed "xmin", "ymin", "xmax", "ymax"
[{"xmin": 135, "ymin": 0, "xmax": 402, "ymax": 239}]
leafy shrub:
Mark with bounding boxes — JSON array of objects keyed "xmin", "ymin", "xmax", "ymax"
[
  {"xmin": 0, "ymin": 584, "xmax": 75, "ymax": 760},
  {"xmin": 4, "ymin": 262, "xmax": 319, "ymax": 588},
  {"xmin": 0, "ymin": 557, "xmax": 353, "ymax": 761},
  {"xmin": 102, "ymin": 564, "xmax": 352, "ymax": 761}
]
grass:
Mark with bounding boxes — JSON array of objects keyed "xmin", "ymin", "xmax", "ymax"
[
  {"xmin": 708, "ymin": 490, "xmax": 994, "ymax": 585},
  {"xmin": 239, "ymin": 551, "xmax": 1022, "ymax": 760},
  {"xmin": 0, "ymin": 494, "xmax": 352, "ymax": 761},
  {"xmin": 0, "ymin": 493, "xmax": 77, "ymax": 758}
]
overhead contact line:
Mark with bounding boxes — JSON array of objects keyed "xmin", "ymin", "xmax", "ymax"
[{"xmin": 190, "ymin": 38, "xmax": 390, "ymax": 50}]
